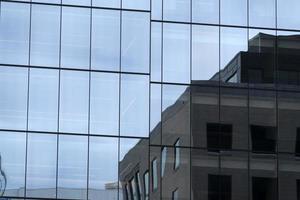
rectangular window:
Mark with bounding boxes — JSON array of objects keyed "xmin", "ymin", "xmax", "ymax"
[
  {"xmin": 126, "ymin": 183, "xmax": 132, "ymax": 200},
  {"xmin": 28, "ymin": 69, "xmax": 59, "ymax": 132},
  {"xmin": 252, "ymin": 177, "xmax": 277, "ymax": 200},
  {"xmin": 0, "ymin": 67, "xmax": 28, "ymax": 130},
  {"xmin": 0, "ymin": 2, "xmax": 30, "ymax": 65},
  {"xmin": 251, "ymin": 125, "xmax": 277, "ymax": 154},
  {"xmin": 121, "ymin": 11, "xmax": 150, "ymax": 73},
  {"xmin": 61, "ymin": 7, "xmax": 90, "ymax": 69},
  {"xmin": 207, "ymin": 123, "xmax": 232, "ymax": 151},
  {"xmin": 152, "ymin": 159, "xmax": 158, "ymax": 191},
  {"xmin": 208, "ymin": 174, "xmax": 232, "ymax": 200},
  {"xmin": 174, "ymin": 140, "xmax": 180, "ymax": 169},
  {"xmin": 120, "ymin": 74, "xmax": 149, "ymax": 137},
  {"xmin": 90, "ymin": 72, "xmax": 119, "ymax": 135},
  {"xmin": 144, "ymin": 171, "xmax": 149, "ymax": 200},
  {"xmin": 297, "ymin": 180, "xmax": 300, "ymax": 200},
  {"xmin": 59, "ymin": 70, "xmax": 89, "ymax": 134},
  {"xmin": 221, "ymin": 0, "xmax": 247, "ymax": 26},
  {"xmin": 136, "ymin": 172, "xmax": 142, "ymax": 199},
  {"xmin": 131, "ymin": 177, "xmax": 138, "ymax": 200},
  {"xmin": 192, "ymin": 0, "xmax": 219, "ymax": 24},
  {"xmin": 161, "ymin": 147, "xmax": 167, "ymax": 177},
  {"xmin": 91, "ymin": 9, "xmax": 120, "ymax": 71},
  {"xmin": 163, "ymin": 23, "xmax": 190, "ymax": 84},
  {"xmin": 172, "ymin": 188, "xmax": 179, "ymax": 200},
  {"xmin": 163, "ymin": 0, "xmax": 191, "ymax": 22},
  {"xmin": 30, "ymin": 4, "xmax": 60, "ymax": 67},
  {"xmin": 26, "ymin": 133, "xmax": 57, "ymax": 198},
  {"xmin": 57, "ymin": 135, "xmax": 88, "ymax": 199}
]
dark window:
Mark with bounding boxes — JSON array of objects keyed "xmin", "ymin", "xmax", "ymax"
[
  {"xmin": 248, "ymin": 69, "xmax": 263, "ymax": 84},
  {"xmin": 252, "ymin": 177, "xmax": 277, "ymax": 200},
  {"xmin": 208, "ymin": 174, "xmax": 232, "ymax": 200},
  {"xmin": 296, "ymin": 128, "xmax": 300, "ymax": 156},
  {"xmin": 207, "ymin": 123, "xmax": 232, "ymax": 151},
  {"xmin": 251, "ymin": 125, "xmax": 277, "ymax": 153}
]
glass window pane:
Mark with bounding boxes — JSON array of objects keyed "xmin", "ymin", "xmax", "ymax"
[
  {"xmin": 0, "ymin": 2, "xmax": 30, "ymax": 65},
  {"xmin": 28, "ymin": 69, "xmax": 59, "ymax": 132},
  {"xmin": 58, "ymin": 135, "xmax": 88, "ymax": 199},
  {"xmin": 59, "ymin": 70, "xmax": 89, "ymax": 134},
  {"xmin": 32, "ymin": 0, "xmax": 60, "ymax": 3},
  {"xmin": 150, "ymin": 83, "xmax": 162, "ymax": 145},
  {"xmin": 221, "ymin": 0, "xmax": 247, "ymax": 26},
  {"xmin": 151, "ymin": 0, "xmax": 162, "ymax": 20},
  {"xmin": 220, "ymin": 27, "xmax": 248, "ymax": 84},
  {"xmin": 62, "ymin": 0, "xmax": 91, "ymax": 6},
  {"xmin": 91, "ymin": 9, "xmax": 120, "ymax": 71},
  {"xmin": 192, "ymin": 0, "xmax": 219, "ymax": 24},
  {"xmin": 90, "ymin": 72, "xmax": 119, "ymax": 135},
  {"xmin": 249, "ymin": 0, "xmax": 275, "ymax": 28},
  {"xmin": 0, "ymin": 131, "xmax": 26, "ymax": 197},
  {"xmin": 163, "ymin": 23, "xmax": 190, "ymax": 84},
  {"xmin": 122, "ymin": 0, "xmax": 150, "ymax": 10},
  {"xmin": 163, "ymin": 0, "xmax": 190, "ymax": 22},
  {"xmin": 0, "ymin": 67, "xmax": 28, "ymax": 130},
  {"xmin": 151, "ymin": 22, "xmax": 162, "ymax": 82},
  {"xmin": 120, "ymin": 75, "xmax": 149, "ymax": 137},
  {"xmin": 26, "ymin": 133, "xmax": 57, "ymax": 198},
  {"xmin": 162, "ymin": 84, "xmax": 190, "ymax": 146},
  {"xmin": 30, "ymin": 5, "xmax": 60, "ymax": 67},
  {"xmin": 192, "ymin": 25, "xmax": 219, "ymax": 82},
  {"xmin": 89, "ymin": 136, "xmax": 119, "ymax": 200},
  {"xmin": 93, "ymin": 0, "xmax": 120, "ymax": 8},
  {"xmin": 61, "ymin": 7, "xmax": 90, "ymax": 69},
  {"xmin": 121, "ymin": 11, "xmax": 150, "ymax": 73},
  {"xmin": 278, "ymin": 0, "xmax": 300, "ymax": 30}
]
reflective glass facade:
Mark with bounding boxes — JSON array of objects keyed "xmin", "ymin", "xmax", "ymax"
[{"xmin": 1, "ymin": 0, "xmax": 300, "ymax": 200}]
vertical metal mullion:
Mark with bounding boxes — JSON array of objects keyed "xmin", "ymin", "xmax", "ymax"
[
  {"xmin": 56, "ymin": 1, "xmax": 63, "ymax": 198},
  {"xmin": 24, "ymin": 2, "xmax": 32, "ymax": 198},
  {"xmin": 118, "ymin": 0, "xmax": 122, "ymax": 199},
  {"xmin": 189, "ymin": 0, "xmax": 192, "ymax": 199},
  {"xmin": 86, "ymin": 1, "xmax": 92, "ymax": 199}
]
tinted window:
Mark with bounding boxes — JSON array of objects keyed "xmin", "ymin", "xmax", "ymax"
[
  {"xmin": 252, "ymin": 177, "xmax": 277, "ymax": 200},
  {"xmin": 0, "ymin": 67, "xmax": 28, "ymax": 130},
  {"xmin": 91, "ymin": 9, "xmax": 120, "ymax": 71},
  {"xmin": 221, "ymin": 0, "xmax": 247, "ymax": 26},
  {"xmin": 251, "ymin": 125, "xmax": 277, "ymax": 153},
  {"xmin": 163, "ymin": 23, "xmax": 190, "ymax": 84},
  {"xmin": 26, "ymin": 133, "xmax": 57, "ymax": 198},
  {"xmin": 192, "ymin": 0, "xmax": 219, "ymax": 24},
  {"xmin": 207, "ymin": 123, "xmax": 232, "ymax": 151},
  {"xmin": 59, "ymin": 70, "xmax": 89, "ymax": 133},
  {"xmin": 28, "ymin": 69, "xmax": 59, "ymax": 132},
  {"xmin": 152, "ymin": 159, "xmax": 158, "ymax": 191},
  {"xmin": 0, "ymin": 132, "xmax": 26, "ymax": 197},
  {"xmin": 121, "ymin": 11, "xmax": 150, "ymax": 73},
  {"xmin": 163, "ymin": 0, "xmax": 190, "ymax": 22},
  {"xmin": 57, "ymin": 135, "xmax": 88, "ymax": 199},
  {"xmin": 93, "ymin": 0, "xmax": 120, "ymax": 8},
  {"xmin": 122, "ymin": 0, "xmax": 150, "ymax": 10},
  {"xmin": 249, "ymin": 0, "xmax": 275, "ymax": 28},
  {"xmin": 277, "ymin": 0, "xmax": 300, "ymax": 30},
  {"xmin": 120, "ymin": 75, "xmax": 149, "ymax": 137},
  {"xmin": 30, "ymin": 5, "xmax": 60, "ymax": 67},
  {"xmin": 61, "ymin": 7, "xmax": 90, "ymax": 69},
  {"xmin": 151, "ymin": 22, "xmax": 162, "ymax": 82},
  {"xmin": 0, "ymin": 2, "xmax": 30, "ymax": 65}
]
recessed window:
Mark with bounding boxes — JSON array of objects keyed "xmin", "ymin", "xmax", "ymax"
[
  {"xmin": 144, "ymin": 171, "xmax": 149, "ymax": 200},
  {"xmin": 252, "ymin": 177, "xmax": 277, "ymax": 200},
  {"xmin": 161, "ymin": 147, "xmax": 167, "ymax": 177},
  {"xmin": 152, "ymin": 158, "xmax": 158, "ymax": 191},
  {"xmin": 207, "ymin": 123, "xmax": 232, "ymax": 151},
  {"xmin": 172, "ymin": 188, "xmax": 179, "ymax": 200},
  {"xmin": 126, "ymin": 183, "xmax": 132, "ymax": 200},
  {"xmin": 136, "ymin": 172, "xmax": 142, "ymax": 200},
  {"xmin": 174, "ymin": 140, "xmax": 180, "ymax": 169},
  {"xmin": 208, "ymin": 174, "xmax": 232, "ymax": 200},
  {"xmin": 251, "ymin": 125, "xmax": 277, "ymax": 154},
  {"xmin": 130, "ymin": 177, "xmax": 138, "ymax": 200}
]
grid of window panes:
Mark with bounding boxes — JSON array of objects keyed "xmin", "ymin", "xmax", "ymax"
[{"xmin": 1, "ymin": 0, "xmax": 300, "ymax": 200}]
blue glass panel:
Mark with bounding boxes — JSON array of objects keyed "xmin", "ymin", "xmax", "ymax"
[
  {"xmin": 91, "ymin": 9, "xmax": 120, "ymax": 71},
  {"xmin": 151, "ymin": 22, "xmax": 162, "ymax": 82},
  {"xmin": 30, "ymin": 5, "xmax": 60, "ymax": 67},
  {"xmin": 61, "ymin": 7, "xmax": 90, "ymax": 69},
  {"xmin": 278, "ymin": 0, "xmax": 300, "ymax": 30},
  {"xmin": 0, "ymin": 67, "xmax": 28, "ymax": 130},
  {"xmin": 221, "ymin": 0, "xmax": 247, "ymax": 26},
  {"xmin": 249, "ymin": 0, "xmax": 275, "ymax": 28},
  {"xmin": 0, "ymin": 2, "xmax": 30, "ymax": 65},
  {"xmin": 28, "ymin": 69, "xmax": 59, "ymax": 132},
  {"xmin": 163, "ymin": 0, "xmax": 191, "ymax": 22},
  {"xmin": 93, "ymin": 0, "xmax": 120, "ymax": 8},
  {"xmin": 90, "ymin": 72, "xmax": 119, "ymax": 135},
  {"xmin": 121, "ymin": 11, "xmax": 150, "ymax": 73},
  {"xmin": 192, "ymin": 0, "xmax": 219, "ymax": 24},
  {"xmin": 59, "ymin": 70, "xmax": 89, "ymax": 134},
  {"xmin": 62, "ymin": 0, "xmax": 91, "ymax": 6},
  {"xmin": 122, "ymin": 0, "xmax": 150, "ymax": 10}
]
